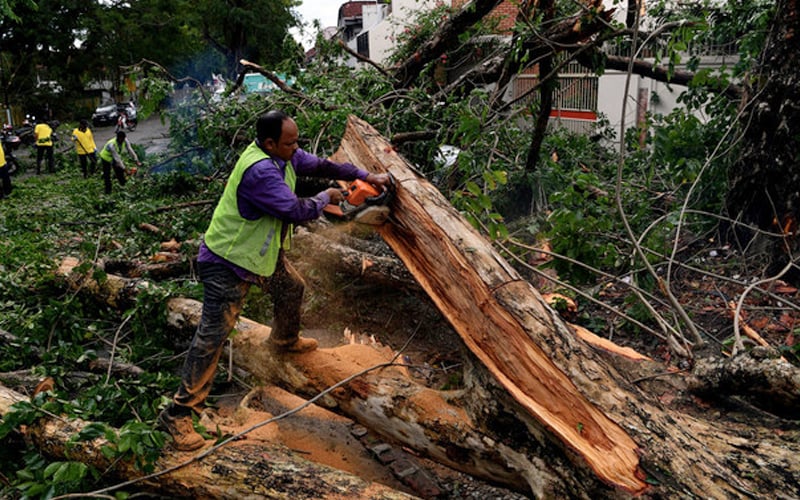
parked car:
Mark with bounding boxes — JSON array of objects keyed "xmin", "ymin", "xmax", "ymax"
[{"xmin": 92, "ymin": 102, "xmax": 137, "ymax": 127}]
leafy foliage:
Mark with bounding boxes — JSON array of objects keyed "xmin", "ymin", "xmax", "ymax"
[
  {"xmin": 0, "ymin": 154, "xmax": 209, "ymax": 496},
  {"xmin": 1, "ymin": 0, "xmax": 796, "ymax": 496}
]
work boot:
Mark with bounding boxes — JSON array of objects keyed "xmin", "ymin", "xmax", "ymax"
[
  {"xmin": 268, "ymin": 336, "xmax": 318, "ymax": 353},
  {"xmin": 158, "ymin": 408, "xmax": 206, "ymax": 451}
]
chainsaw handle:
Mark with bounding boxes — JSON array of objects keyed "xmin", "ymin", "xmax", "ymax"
[{"xmin": 324, "ymin": 187, "xmax": 346, "ymax": 204}]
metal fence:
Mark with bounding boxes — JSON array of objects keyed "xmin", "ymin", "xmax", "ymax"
[{"xmin": 513, "ymin": 66, "xmax": 599, "ymax": 113}]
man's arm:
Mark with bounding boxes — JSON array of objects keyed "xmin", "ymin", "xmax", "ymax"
[
  {"xmin": 124, "ymin": 141, "xmax": 140, "ymax": 163},
  {"xmin": 292, "ymin": 149, "xmax": 392, "ymax": 189},
  {"xmin": 237, "ymin": 159, "xmax": 340, "ymax": 224}
]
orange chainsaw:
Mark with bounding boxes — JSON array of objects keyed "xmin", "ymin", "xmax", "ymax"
[{"xmin": 323, "ymin": 174, "xmax": 395, "ymax": 225}]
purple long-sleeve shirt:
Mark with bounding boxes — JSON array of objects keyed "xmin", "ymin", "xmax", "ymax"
[{"xmin": 198, "ymin": 145, "xmax": 369, "ymax": 281}]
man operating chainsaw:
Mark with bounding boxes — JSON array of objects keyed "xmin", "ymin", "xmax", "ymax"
[{"xmin": 159, "ymin": 110, "xmax": 391, "ymax": 451}]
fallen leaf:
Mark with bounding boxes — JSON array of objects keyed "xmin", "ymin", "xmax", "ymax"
[
  {"xmin": 151, "ymin": 252, "xmax": 180, "ymax": 263},
  {"xmin": 160, "ymin": 238, "xmax": 181, "ymax": 252},
  {"xmin": 33, "ymin": 377, "xmax": 55, "ymax": 396},
  {"xmin": 138, "ymin": 222, "xmax": 161, "ymax": 233}
]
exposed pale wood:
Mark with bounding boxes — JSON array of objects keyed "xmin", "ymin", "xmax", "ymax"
[
  {"xmin": 0, "ymin": 384, "xmax": 415, "ymax": 499},
  {"xmin": 166, "ymin": 297, "xmax": 536, "ymax": 493},
  {"xmin": 333, "ymin": 116, "xmax": 646, "ymax": 494},
  {"xmin": 569, "ymin": 323, "xmax": 652, "ymax": 362}
]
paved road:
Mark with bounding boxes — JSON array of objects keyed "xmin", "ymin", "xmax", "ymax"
[
  {"xmin": 12, "ymin": 114, "xmax": 171, "ymax": 178},
  {"xmin": 92, "ymin": 114, "xmax": 171, "ymax": 157}
]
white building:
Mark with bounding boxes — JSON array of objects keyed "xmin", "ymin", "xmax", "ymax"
[
  {"xmin": 330, "ymin": 1, "xmax": 737, "ymax": 137},
  {"xmin": 336, "ymin": 1, "xmax": 438, "ymax": 66}
]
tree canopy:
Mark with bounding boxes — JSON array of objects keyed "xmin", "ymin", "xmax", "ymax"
[{"xmin": 0, "ymin": 0, "xmax": 300, "ymax": 118}]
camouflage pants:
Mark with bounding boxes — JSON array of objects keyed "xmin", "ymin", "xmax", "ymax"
[{"xmin": 173, "ymin": 253, "xmax": 305, "ymax": 412}]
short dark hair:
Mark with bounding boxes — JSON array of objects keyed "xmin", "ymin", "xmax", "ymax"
[
  {"xmin": 116, "ymin": 131, "xmax": 126, "ymax": 142},
  {"xmin": 256, "ymin": 110, "xmax": 289, "ymax": 143}
]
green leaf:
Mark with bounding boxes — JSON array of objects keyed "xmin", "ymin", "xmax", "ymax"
[
  {"xmin": 53, "ymin": 461, "xmax": 88, "ymax": 483},
  {"xmin": 465, "ymin": 181, "xmax": 481, "ymax": 197},
  {"xmin": 73, "ymin": 422, "xmax": 109, "ymax": 442},
  {"xmin": 43, "ymin": 461, "xmax": 63, "ymax": 479}
]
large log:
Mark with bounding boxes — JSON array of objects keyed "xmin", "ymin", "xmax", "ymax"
[
  {"xmin": 0, "ymin": 384, "xmax": 415, "ymax": 499},
  {"xmin": 327, "ymin": 116, "xmax": 800, "ymax": 497}
]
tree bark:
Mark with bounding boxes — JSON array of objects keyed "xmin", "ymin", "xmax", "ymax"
[
  {"xmin": 292, "ymin": 225, "xmax": 419, "ymax": 292},
  {"xmin": 724, "ymin": 0, "xmax": 800, "ymax": 276}
]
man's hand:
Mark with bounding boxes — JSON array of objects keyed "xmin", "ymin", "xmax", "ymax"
[
  {"xmin": 325, "ymin": 187, "xmax": 345, "ymax": 204},
  {"xmin": 365, "ymin": 173, "xmax": 392, "ymax": 189}
]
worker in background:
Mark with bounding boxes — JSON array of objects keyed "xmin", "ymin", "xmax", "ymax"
[
  {"xmin": 0, "ymin": 135, "xmax": 11, "ymax": 198},
  {"xmin": 72, "ymin": 119, "xmax": 98, "ymax": 178},
  {"xmin": 98, "ymin": 131, "xmax": 140, "ymax": 194},
  {"xmin": 34, "ymin": 117, "xmax": 55, "ymax": 174}
]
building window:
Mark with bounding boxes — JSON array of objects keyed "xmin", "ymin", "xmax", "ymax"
[{"xmin": 357, "ymin": 32, "xmax": 370, "ymax": 58}]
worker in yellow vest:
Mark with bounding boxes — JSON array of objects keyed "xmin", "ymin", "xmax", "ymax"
[
  {"xmin": 34, "ymin": 118, "xmax": 54, "ymax": 174},
  {"xmin": 0, "ymin": 137, "xmax": 11, "ymax": 198},
  {"xmin": 98, "ymin": 131, "xmax": 141, "ymax": 194},
  {"xmin": 71, "ymin": 119, "xmax": 98, "ymax": 178},
  {"xmin": 157, "ymin": 110, "xmax": 391, "ymax": 451}
]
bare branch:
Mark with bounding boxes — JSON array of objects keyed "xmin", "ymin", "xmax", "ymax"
[{"xmin": 337, "ymin": 40, "xmax": 392, "ymax": 79}]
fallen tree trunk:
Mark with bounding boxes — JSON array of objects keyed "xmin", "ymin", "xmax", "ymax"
[
  {"xmin": 166, "ymin": 297, "xmax": 538, "ymax": 493},
  {"xmin": 57, "ymin": 261, "xmax": 670, "ymax": 496},
  {"xmin": 328, "ymin": 116, "xmax": 800, "ymax": 497},
  {"xmin": 334, "ymin": 116, "xmax": 643, "ymax": 494},
  {"xmin": 0, "ymin": 384, "xmax": 415, "ymax": 499}
]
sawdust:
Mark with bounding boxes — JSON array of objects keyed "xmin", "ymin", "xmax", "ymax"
[{"xmin": 200, "ymin": 386, "xmax": 407, "ymax": 492}]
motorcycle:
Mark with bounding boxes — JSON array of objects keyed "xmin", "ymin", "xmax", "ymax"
[
  {"xmin": 115, "ymin": 110, "xmax": 137, "ymax": 133},
  {"xmin": 13, "ymin": 116, "xmax": 36, "ymax": 147},
  {"xmin": 1, "ymin": 124, "xmax": 23, "ymax": 175}
]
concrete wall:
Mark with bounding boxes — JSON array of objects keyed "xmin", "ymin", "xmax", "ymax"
[{"xmin": 367, "ymin": 0, "xmax": 439, "ymax": 65}]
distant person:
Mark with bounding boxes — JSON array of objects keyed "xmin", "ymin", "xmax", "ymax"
[
  {"xmin": 98, "ymin": 131, "xmax": 141, "ymax": 194},
  {"xmin": 33, "ymin": 118, "xmax": 54, "ymax": 174},
  {"xmin": 71, "ymin": 119, "xmax": 98, "ymax": 178},
  {"xmin": 0, "ymin": 137, "xmax": 12, "ymax": 199}
]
